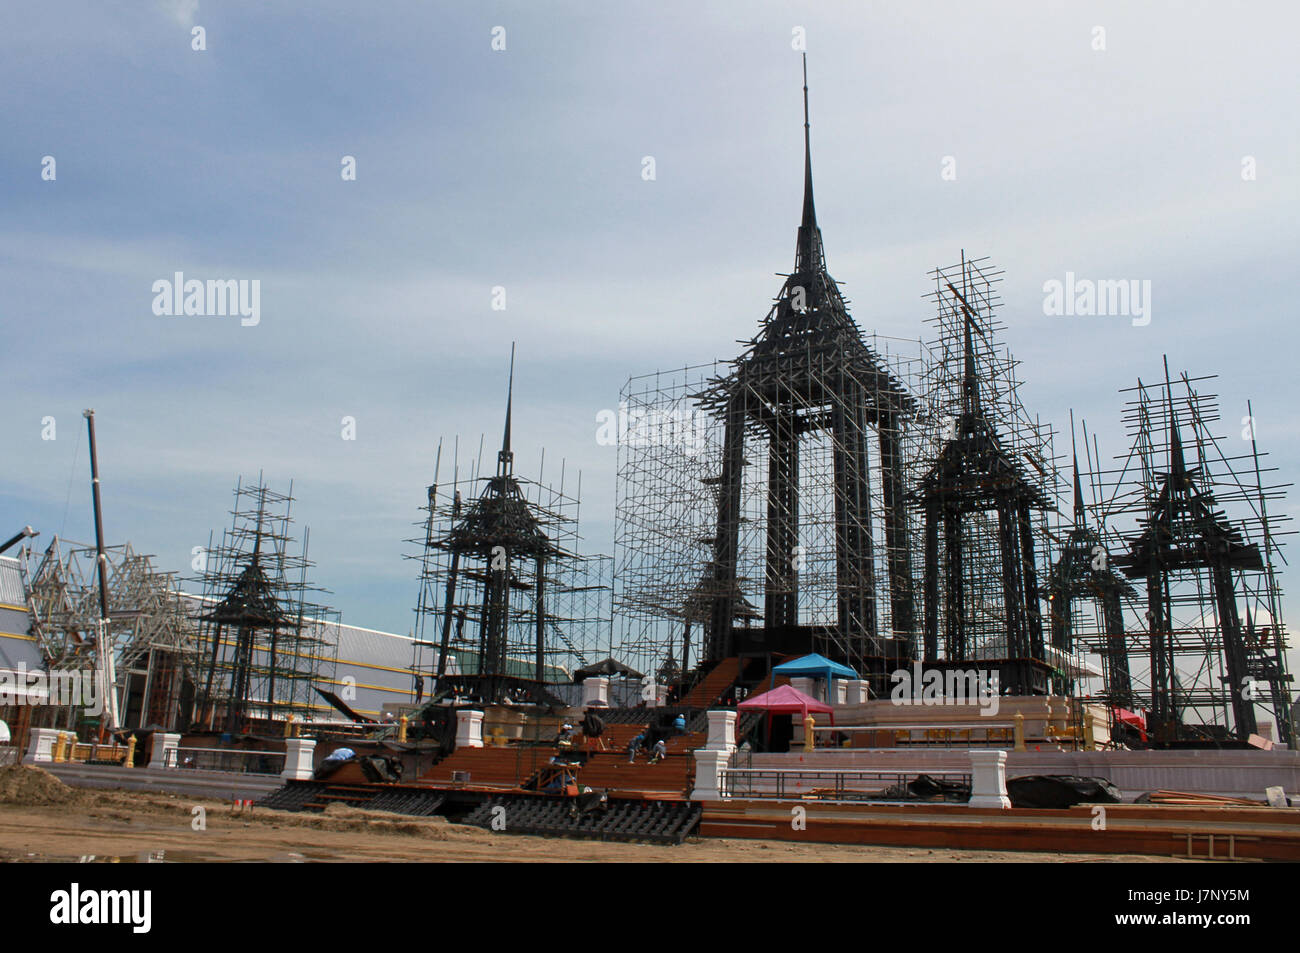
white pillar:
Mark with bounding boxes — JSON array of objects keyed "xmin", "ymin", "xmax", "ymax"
[
  {"xmin": 705, "ymin": 710, "xmax": 737, "ymax": 752},
  {"xmin": 22, "ymin": 726, "xmax": 61, "ymax": 764},
  {"xmin": 845, "ymin": 680, "xmax": 871, "ymax": 705},
  {"xmin": 968, "ymin": 749, "xmax": 1011, "ymax": 809},
  {"xmin": 691, "ymin": 749, "xmax": 730, "ymax": 802},
  {"xmin": 581, "ymin": 676, "xmax": 609, "ymax": 708},
  {"xmin": 281, "ymin": 737, "xmax": 317, "ymax": 781},
  {"xmin": 790, "ymin": 677, "xmax": 817, "ymax": 700},
  {"xmin": 146, "ymin": 731, "xmax": 181, "ymax": 770},
  {"xmin": 832, "ymin": 679, "xmax": 848, "ymax": 704},
  {"xmin": 455, "ymin": 709, "xmax": 485, "ymax": 749}
]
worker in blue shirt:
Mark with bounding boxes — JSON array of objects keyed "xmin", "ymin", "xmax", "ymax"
[{"xmin": 626, "ymin": 732, "xmax": 645, "ymax": 763}]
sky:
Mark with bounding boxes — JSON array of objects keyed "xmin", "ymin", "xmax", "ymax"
[{"xmin": 2, "ymin": 1, "xmax": 1297, "ymax": 679}]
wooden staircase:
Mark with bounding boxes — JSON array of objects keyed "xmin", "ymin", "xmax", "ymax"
[
  {"xmin": 421, "ymin": 726, "xmax": 707, "ymax": 796},
  {"xmin": 679, "ymin": 657, "xmax": 741, "ymax": 708}
]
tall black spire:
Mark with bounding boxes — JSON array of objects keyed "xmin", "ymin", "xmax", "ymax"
[
  {"xmin": 497, "ymin": 343, "xmax": 515, "ymax": 477},
  {"xmin": 947, "ymin": 253, "xmax": 985, "ymax": 421},
  {"xmin": 795, "ymin": 53, "xmax": 824, "ymax": 274},
  {"xmin": 1162, "ymin": 356, "xmax": 1188, "ymax": 485},
  {"xmin": 1070, "ymin": 411, "xmax": 1087, "ymax": 529}
]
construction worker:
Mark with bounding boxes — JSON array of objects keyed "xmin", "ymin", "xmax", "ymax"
[
  {"xmin": 627, "ymin": 732, "xmax": 645, "ymax": 763},
  {"xmin": 649, "ymin": 738, "xmax": 668, "ymax": 764},
  {"xmin": 582, "ymin": 709, "xmax": 607, "ymax": 751}
]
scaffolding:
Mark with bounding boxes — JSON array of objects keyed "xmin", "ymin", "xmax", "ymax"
[
  {"xmin": 1085, "ymin": 362, "xmax": 1294, "ymax": 745},
  {"xmin": 409, "ymin": 373, "xmax": 613, "ymax": 704},
  {"xmin": 614, "ymin": 255, "xmax": 1080, "ymax": 697},
  {"xmin": 612, "ymin": 58, "xmax": 1066, "ymax": 695},
  {"xmin": 20, "ymin": 537, "xmax": 198, "ymax": 730},
  {"xmin": 613, "ymin": 60, "xmax": 941, "ymax": 691},
  {"xmin": 910, "ymin": 254, "xmax": 1064, "ymax": 694},
  {"xmin": 613, "ymin": 361, "xmax": 735, "ymax": 682},
  {"xmin": 191, "ymin": 477, "xmax": 337, "ymax": 733},
  {"xmin": 1045, "ymin": 413, "xmax": 1136, "ymax": 705},
  {"xmin": 610, "ymin": 58, "xmax": 1294, "ymax": 733},
  {"xmin": 614, "ymin": 331, "xmax": 929, "ymax": 690}
]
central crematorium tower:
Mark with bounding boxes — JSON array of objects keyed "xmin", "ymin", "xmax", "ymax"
[
  {"xmin": 694, "ymin": 80, "xmax": 916, "ymax": 682},
  {"xmin": 612, "ymin": 63, "xmax": 932, "ymax": 692}
]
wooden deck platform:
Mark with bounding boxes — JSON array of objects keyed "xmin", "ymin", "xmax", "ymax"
[{"xmin": 701, "ymin": 799, "xmax": 1300, "ymax": 860}]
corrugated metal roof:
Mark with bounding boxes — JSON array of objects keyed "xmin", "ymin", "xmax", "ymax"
[
  {"xmin": 333, "ymin": 622, "xmax": 416, "ymax": 673},
  {"xmin": 0, "ymin": 559, "xmax": 41, "ymax": 671},
  {"xmin": 0, "ymin": 557, "xmax": 26, "ymax": 607},
  {"xmin": 328, "ymin": 622, "xmax": 423, "ymax": 718}
]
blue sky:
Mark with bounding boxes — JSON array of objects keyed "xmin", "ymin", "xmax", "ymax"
[{"xmin": 2, "ymin": 1, "xmax": 1297, "ymax": 667}]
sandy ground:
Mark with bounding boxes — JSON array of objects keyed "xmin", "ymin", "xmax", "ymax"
[{"xmin": 0, "ymin": 768, "xmax": 1190, "ymax": 863}]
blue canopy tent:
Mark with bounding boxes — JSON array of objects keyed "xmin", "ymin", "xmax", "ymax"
[{"xmin": 769, "ymin": 653, "xmax": 859, "ymax": 699}]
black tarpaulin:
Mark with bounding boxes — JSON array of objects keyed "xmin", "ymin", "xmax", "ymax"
[{"xmin": 1007, "ymin": 775, "xmax": 1122, "ymax": 809}]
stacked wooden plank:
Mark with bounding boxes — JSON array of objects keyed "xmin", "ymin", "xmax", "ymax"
[{"xmin": 1139, "ymin": 789, "xmax": 1263, "ymax": 806}]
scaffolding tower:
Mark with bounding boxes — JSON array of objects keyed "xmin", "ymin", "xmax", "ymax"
[
  {"xmin": 20, "ymin": 537, "xmax": 198, "ymax": 730},
  {"xmin": 409, "ymin": 361, "xmax": 613, "ymax": 704},
  {"xmin": 1045, "ymin": 414, "xmax": 1136, "ymax": 704},
  {"xmin": 909, "ymin": 254, "xmax": 1064, "ymax": 694},
  {"xmin": 613, "ymin": 57, "xmax": 932, "ymax": 688},
  {"xmin": 613, "ymin": 360, "xmax": 744, "ymax": 682},
  {"xmin": 1089, "ymin": 362, "xmax": 1294, "ymax": 745},
  {"xmin": 614, "ymin": 335, "xmax": 929, "ymax": 690},
  {"xmin": 191, "ymin": 477, "xmax": 337, "ymax": 733}
]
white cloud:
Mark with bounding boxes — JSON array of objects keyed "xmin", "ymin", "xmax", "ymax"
[{"xmin": 158, "ymin": 0, "xmax": 199, "ymax": 28}]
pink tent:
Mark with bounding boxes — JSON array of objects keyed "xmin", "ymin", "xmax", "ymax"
[
  {"xmin": 739, "ymin": 684, "xmax": 835, "ymax": 722},
  {"xmin": 739, "ymin": 684, "xmax": 835, "ymax": 750}
]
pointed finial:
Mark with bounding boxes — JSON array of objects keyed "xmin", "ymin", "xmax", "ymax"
[
  {"xmin": 795, "ymin": 53, "xmax": 821, "ymax": 272},
  {"xmin": 251, "ymin": 483, "xmax": 267, "ymax": 560},
  {"xmin": 1070, "ymin": 409, "xmax": 1087, "ymax": 528},
  {"xmin": 1168, "ymin": 409, "xmax": 1187, "ymax": 477},
  {"xmin": 498, "ymin": 343, "xmax": 515, "ymax": 476},
  {"xmin": 803, "ymin": 53, "xmax": 810, "ymax": 136},
  {"xmin": 1162, "ymin": 355, "xmax": 1187, "ymax": 481},
  {"xmin": 948, "ymin": 251, "xmax": 984, "ymax": 420}
]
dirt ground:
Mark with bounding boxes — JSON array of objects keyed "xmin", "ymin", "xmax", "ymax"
[{"xmin": 0, "ymin": 766, "xmax": 1188, "ymax": 863}]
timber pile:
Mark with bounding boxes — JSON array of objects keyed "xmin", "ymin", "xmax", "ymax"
[{"xmin": 1137, "ymin": 789, "xmax": 1266, "ymax": 807}]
